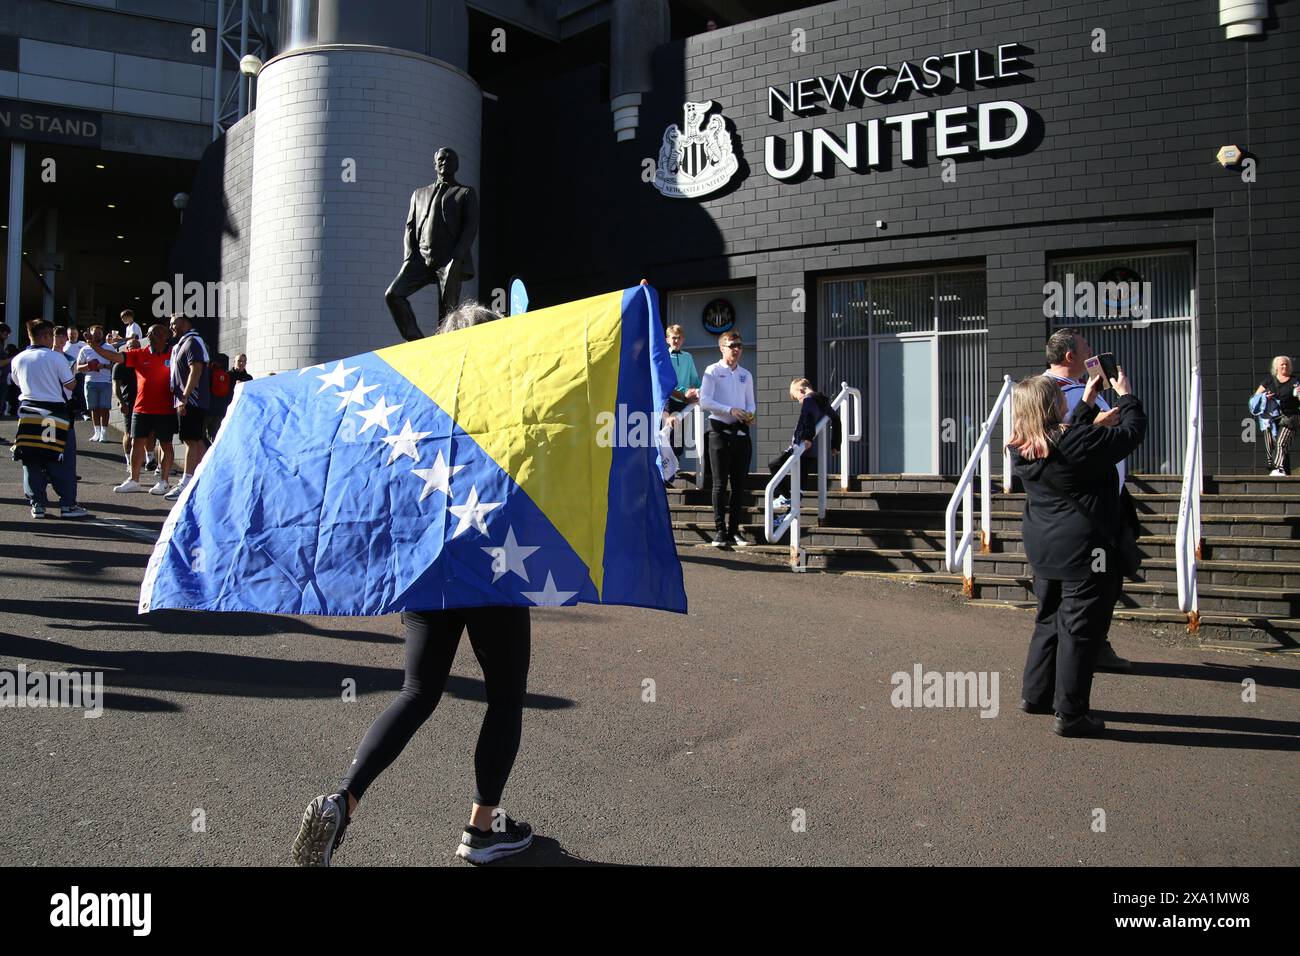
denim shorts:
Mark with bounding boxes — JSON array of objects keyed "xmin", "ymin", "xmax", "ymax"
[{"xmin": 84, "ymin": 381, "xmax": 112, "ymax": 410}]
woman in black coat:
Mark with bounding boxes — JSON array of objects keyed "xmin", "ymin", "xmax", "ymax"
[{"xmin": 1007, "ymin": 366, "xmax": 1147, "ymax": 737}]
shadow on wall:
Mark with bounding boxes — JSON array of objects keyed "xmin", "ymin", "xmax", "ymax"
[
  {"xmin": 166, "ymin": 113, "xmax": 255, "ymax": 355},
  {"xmin": 480, "ymin": 38, "xmax": 730, "ymax": 310}
]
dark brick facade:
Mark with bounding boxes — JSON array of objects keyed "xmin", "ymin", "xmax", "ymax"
[{"xmin": 483, "ymin": 0, "xmax": 1300, "ymax": 475}]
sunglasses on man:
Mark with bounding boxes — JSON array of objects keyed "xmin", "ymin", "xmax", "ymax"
[{"xmin": 725, "ymin": 342, "xmax": 744, "ymax": 350}]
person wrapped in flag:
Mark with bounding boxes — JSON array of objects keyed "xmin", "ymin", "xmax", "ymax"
[{"xmin": 141, "ymin": 285, "xmax": 685, "ymax": 864}]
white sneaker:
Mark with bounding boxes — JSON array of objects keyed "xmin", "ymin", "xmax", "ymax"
[
  {"xmin": 772, "ymin": 495, "xmax": 790, "ymax": 512},
  {"xmin": 1269, "ymin": 469, "xmax": 1287, "ymax": 477},
  {"xmin": 114, "ymin": 478, "xmax": 145, "ymax": 493},
  {"xmin": 148, "ymin": 480, "xmax": 170, "ymax": 496},
  {"xmin": 164, "ymin": 478, "xmax": 188, "ymax": 500}
]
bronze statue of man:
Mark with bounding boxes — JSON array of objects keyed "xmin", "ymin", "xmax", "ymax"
[{"xmin": 385, "ymin": 147, "xmax": 479, "ymax": 341}]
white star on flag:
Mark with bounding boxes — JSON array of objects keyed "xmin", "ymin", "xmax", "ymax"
[
  {"xmin": 411, "ymin": 450, "xmax": 465, "ymax": 502},
  {"xmin": 333, "ymin": 375, "xmax": 380, "ymax": 412},
  {"xmin": 316, "ymin": 361, "xmax": 358, "ymax": 393},
  {"xmin": 299, "ymin": 363, "xmax": 327, "ymax": 375},
  {"xmin": 481, "ymin": 527, "xmax": 539, "ymax": 583},
  {"xmin": 382, "ymin": 419, "xmax": 431, "ymax": 465},
  {"xmin": 448, "ymin": 485, "xmax": 502, "ymax": 538},
  {"xmin": 355, "ymin": 395, "xmax": 403, "ymax": 436},
  {"xmin": 521, "ymin": 572, "xmax": 578, "ymax": 606}
]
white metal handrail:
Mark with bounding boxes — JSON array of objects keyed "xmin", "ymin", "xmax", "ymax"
[
  {"xmin": 763, "ymin": 382, "xmax": 862, "ymax": 570},
  {"xmin": 831, "ymin": 382, "xmax": 863, "ymax": 490},
  {"xmin": 1175, "ymin": 367, "xmax": 1202, "ymax": 632},
  {"xmin": 944, "ymin": 374, "xmax": 1015, "ymax": 596},
  {"xmin": 664, "ymin": 401, "xmax": 708, "ymax": 489}
]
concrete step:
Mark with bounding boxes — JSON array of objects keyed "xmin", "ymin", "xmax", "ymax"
[
  {"xmin": 672, "ymin": 519, "xmax": 1300, "ymax": 570},
  {"xmin": 994, "ymin": 491, "xmax": 1300, "ymax": 517},
  {"xmin": 677, "ymin": 537, "xmax": 1300, "ymax": 616},
  {"xmin": 675, "ymin": 538, "xmax": 1299, "ymax": 645},
  {"xmin": 669, "ymin": 503, "xmax": 1300, "ymax": 542},
  {"xmin": 857, "ymin": 569, "xmax": 1300, "ymax": 636},
  {"xmin": 982, "ymin": 511, "xmax": 1300, "ymax": 537},
  {"xmin": 1125, "ymin": 474, "xmax": 1300, "ymax": 496},
  {"xmin": 679, "ymin": 472, "xmax": 1300, "ymax": 497},
  {"xmin": 965, "ymin": 599, "xmax": 1300, "ymax": 650},
  {"xmin": 690, "ymin": 536, "xmax": 1300, "ymax": 591},
  {"xmin": 983, "ymin": 531, "xmax": 1300, "ymax": 564}
]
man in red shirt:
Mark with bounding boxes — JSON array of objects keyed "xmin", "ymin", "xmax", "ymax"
[{"xmin": 86, "ymin": 323, "xmax": 176, "ymax": 494}]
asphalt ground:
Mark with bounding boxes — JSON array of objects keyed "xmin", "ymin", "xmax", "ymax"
[{"xmin": 0, "ymin": 419, "xmax": 1296, "ymax": 867}]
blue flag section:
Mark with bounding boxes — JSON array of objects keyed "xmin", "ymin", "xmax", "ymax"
[
  {"xmin": 509, "ymin": 276, "xmax": 529, "ymax": 316},
  {"xmin": 140, "ymin": 285, "xmax": 686, "ymax": 616}
]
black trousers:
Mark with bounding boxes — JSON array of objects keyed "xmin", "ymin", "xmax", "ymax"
[
  {"xmin": 341, "ymin": 606, "xmax": 531, "ymax": 807},
  {"xmin": 1022, "ymin": 572, "xmax": 1120, "ymax": 717},
  {"xmin": 707, "ymin": 424, "xmax": 750, "ymax": 534},
  {"xmin": 384, "ymin": 256, "xmax": 463, "ymax": 340}
]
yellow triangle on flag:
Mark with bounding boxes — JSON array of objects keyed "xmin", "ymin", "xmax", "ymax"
[{"xmin": 376, "ymin": 289, "xmax": 625, "ymax": 596}]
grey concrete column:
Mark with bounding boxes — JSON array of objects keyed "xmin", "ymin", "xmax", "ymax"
[
  {"xmin": 5, "ymin": 142, "xmax": 23, "ymax": 335},
  {"xmin": 245, "ymin": 45, "xmax": 482, "ymax": 373},
  {"xmin": 611, "ymin": 0, "xmax": 669, "ymax": 141},
  {"xmin": 42, "ymin": 207, "xmax": 56, "ymax": 323}
]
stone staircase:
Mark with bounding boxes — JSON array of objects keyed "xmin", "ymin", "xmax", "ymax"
[{"xmin": 667, "ymin": 472, "xmax": 1300, "ymax": 649}]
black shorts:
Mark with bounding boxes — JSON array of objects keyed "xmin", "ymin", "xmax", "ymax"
[
  {"xmin": 131, "ymin": 412, "xmax": 175, "ymax": 442},
  {"xmin": 177, "ymin": 407, "xmax": 208, "ymax": 442}
]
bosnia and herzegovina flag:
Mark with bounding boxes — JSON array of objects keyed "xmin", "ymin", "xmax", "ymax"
[{"xmin": 140, "ymin": 285, "xmax": 687, "ymax": 616}]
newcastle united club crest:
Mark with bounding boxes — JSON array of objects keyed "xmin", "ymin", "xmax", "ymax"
[{"xmin": 652, "ymin": 100, "xmax": 739, "ymax": 199}]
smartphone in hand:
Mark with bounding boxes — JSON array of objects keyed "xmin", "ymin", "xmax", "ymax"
[
  {"xmin": 1084, "ymin": 355, "xmax": 1107, "ymax": 388},
  {"xmin": 1096, "ymin": 352, "xmax": 1119, "ymax": 382}
]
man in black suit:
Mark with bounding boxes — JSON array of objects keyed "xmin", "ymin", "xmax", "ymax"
[{"xmin": 385, "ymin": 147, "xmax": 479, "ymax": 341}]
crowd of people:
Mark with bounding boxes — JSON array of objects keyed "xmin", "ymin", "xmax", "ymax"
[
  {"xmin": 1, "ymin": 301, "xmax": 1291, "ymax": 865},
  {"xmin": 3, "ymin": 308, "xmax": 252, "ymax": 518}
]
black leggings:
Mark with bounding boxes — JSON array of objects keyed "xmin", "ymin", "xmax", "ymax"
[{"xmin": 341, "ymin": 606, "xmax": 531, "ymax": 807}]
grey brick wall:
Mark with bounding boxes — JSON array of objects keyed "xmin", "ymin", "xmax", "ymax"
[
  {"xmin": 486, "ymin": 0, "xmax": 1300, "ymax": 476},
  {"xmin": 214, "ymin": 111, "xmax": 254, "ymax": 360},
  {"xmin": 245, "ymin": 46, "xmax": 481, "ymax": 373}
]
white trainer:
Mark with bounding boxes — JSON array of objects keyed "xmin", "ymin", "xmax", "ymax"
[
  {"xmin": 114, "ymin": 478, "xmax": 145, "ymax": 493},
  {"xmin": 148, "ymin": 480, "xmax": 170, "ymax": 496}
]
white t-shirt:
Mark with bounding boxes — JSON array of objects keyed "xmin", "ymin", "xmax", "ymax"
[
  {"xmin": 11, "ymin": 347, "xmax": 75, "ymax": 404},
  {"xmin": 124, "ymin": 321, "xmax": 143, "ymax": 341},
  {"xmin": 699, "ymin": 361, "xmax": 756, "ymax": 425},
  {"xmin": 76, "ymin": 342, "xmax": 117, "ymax": 384}
]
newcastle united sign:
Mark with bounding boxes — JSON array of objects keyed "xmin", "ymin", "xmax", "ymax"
[
  {"xmin": 649, "ymin": 40, "xmax": 1038, "ymax": 198},
  {"xmin": 763, "ymin": 42, "xmax": 1035, "ymax": 180}
]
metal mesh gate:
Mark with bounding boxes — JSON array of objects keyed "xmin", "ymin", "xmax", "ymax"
[{"xmin": 1046, "ymin": 250, "xmax": 1196, "ymax": 475}]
